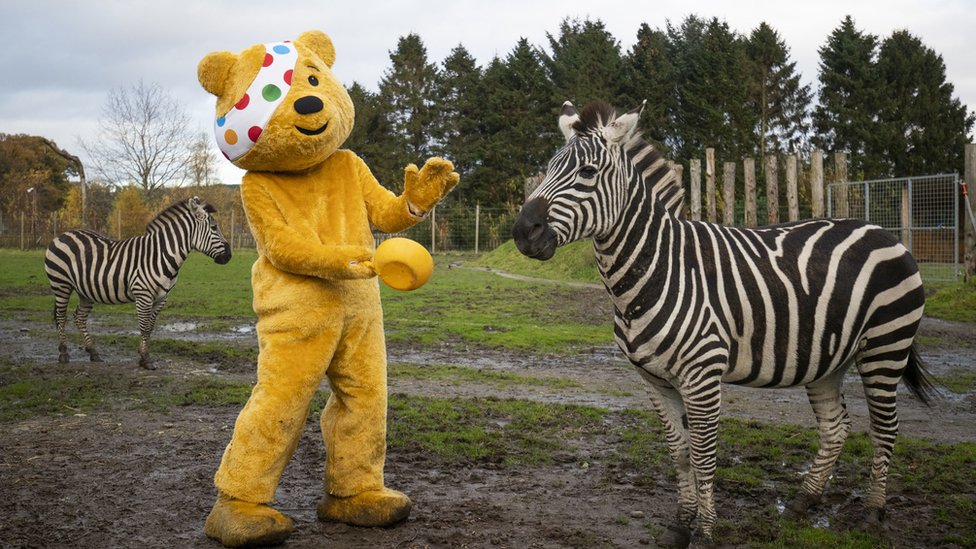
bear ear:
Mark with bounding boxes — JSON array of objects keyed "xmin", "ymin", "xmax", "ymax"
[
  {"xmin": 198, "ymin": 51, "xmax": 238, "ymax": 97},
  {"xmin": 296, "ymin": 30, "xmax": 336, "ymax": 68}
]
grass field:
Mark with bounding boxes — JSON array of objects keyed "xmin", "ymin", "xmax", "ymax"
[
  {"xmin": 2, "ymin": 246, "xmax": 975, "ymax": 548},
  {"xmin": 0, "ymin": 248, "xmax": 614, "ymax": 352}
]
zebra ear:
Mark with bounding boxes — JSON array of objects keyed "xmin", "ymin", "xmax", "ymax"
[
  {"xmin": 558, "ymin": 101, "xmax": 580, "ymax": 142},
  {"xmin": 604, "ymin": 101, "xmax": 645, "ymax": 144}
]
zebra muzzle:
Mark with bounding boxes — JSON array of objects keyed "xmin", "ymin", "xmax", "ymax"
[{"xmin": 513, "ymin": 197, "xmax": 558, "ymax": 260}]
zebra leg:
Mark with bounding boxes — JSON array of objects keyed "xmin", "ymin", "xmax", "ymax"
[
  {"xmin": 135, "ymin": 298, "xmax": 162, "ymax": 370},
  {"xmin": 856, "ymin": 348, "xmax": 910, "ymax": 527},
  {"xmin": 54, "ymin": 294, "xmax": 70, "ymax": 363},
  {"xmin": 638, "ymin": 373, "xmax": 696, "ymax": 548},
  {"xmin": 681, "ymin": 373, "xmax": 723, "ymax": 543},
  {"xmin": 785, "ymin": 368, "xmax": 851, "ymax": 519},
  {"xmin": 73, "ymin": 299, "xmax": 101, "ymax": 362}
]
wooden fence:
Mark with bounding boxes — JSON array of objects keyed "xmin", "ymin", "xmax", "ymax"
[{"xmin": 679, "ymin": 148, "xmax": 847, "ymax": 225}]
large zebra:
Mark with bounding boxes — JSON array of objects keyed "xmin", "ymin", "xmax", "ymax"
[
  {"xmin": 45, "ymin": 196, "xmax": 232, "ymax": 370},
  {"xmin": 512, "ymin": 101, "xmax": 936, "ymax": 547}
]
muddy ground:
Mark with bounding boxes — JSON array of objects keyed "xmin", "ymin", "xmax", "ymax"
[{"xmin": 0, "ymin": 301, "xmax": 974, "ymax": 548}]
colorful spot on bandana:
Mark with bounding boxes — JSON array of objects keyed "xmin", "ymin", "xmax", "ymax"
[
  {"xmin": 262, "ymin": 84, "xmax": 281, "ymax": 102},
  {"xmin": 263, "ymin": 53, "xmax": 273, "ymax": 67},
  {"xmin": 224, "ymin": 129, "xmax": 238, "ymax": 145},
  {"xmin": 284, "ymin": 70, "xmax": 293, "ymax": 85},
  {"xmin": 273, "ymin": 44, "xmax": 290, "ymax": 54},
  {"xmin": 216, "ymin": 116, "xmax": 226, "ymax": 127},
  {"xmin": 235, "ymin": 94, "xmax": 250, "ymax": 110},
  {"xmin": 248, "ymin": 126, "xmax": 262, "ymax": 142}
]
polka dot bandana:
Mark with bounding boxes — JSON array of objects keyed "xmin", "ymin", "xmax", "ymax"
[{"xmin": 215, "ymin": 42, "xmax": 298, "ymax": 161}]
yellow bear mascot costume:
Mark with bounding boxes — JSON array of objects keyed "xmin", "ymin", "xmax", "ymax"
[{"xmin": 197, "ymin": 30, "xmax": 458, "ymax": 547}]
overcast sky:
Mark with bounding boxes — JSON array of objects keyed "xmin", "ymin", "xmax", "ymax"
[{"xmin": 2, "ymin": 0, "xmax": 974, "ymax": 185}]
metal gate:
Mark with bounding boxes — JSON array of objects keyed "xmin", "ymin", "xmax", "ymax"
[{"xmin": 828, "ymin": 173, "xmax": 960, "ymax": 282}]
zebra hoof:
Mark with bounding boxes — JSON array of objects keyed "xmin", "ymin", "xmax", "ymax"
[
  {"xmin": 89, "ymin": 353, "xmax": 103, "ymax": 363},
  {"xmin": 140, "ymin": 358, "xmax": 156, "ymax": 370},
  {"xmin": 656, "ymin": 525, "xmax": 692, "ymax": 548},
  {"xmin": 58, "ymin": 353, "xmax": 69, "ymax": 364},
  {"xmin": 783, "ymin": 492, "xmax": 819, "ymax": 520}
]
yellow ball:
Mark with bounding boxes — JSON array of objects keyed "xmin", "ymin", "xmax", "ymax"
[{"xmin": 374, "ymin": 237, "xmax": 433, "ymax": 291}]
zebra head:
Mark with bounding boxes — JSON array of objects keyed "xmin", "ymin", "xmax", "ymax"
[
  {"xmin": 187, "ymin": 197, "xmax": 232, "ymax": 265},
  {"xmin": 513, "ymin": 101, "xmax": 643, "ymax": 260}
]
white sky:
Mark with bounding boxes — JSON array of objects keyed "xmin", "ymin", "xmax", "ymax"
[{"xmin": 1, "ymin": 0, "xmax": 973, "ymax": 185}]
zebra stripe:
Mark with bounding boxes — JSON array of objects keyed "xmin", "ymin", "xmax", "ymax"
[
  {"xmin": 45, "ymin": 196, "xmax": 231, "ymax": 369},
  {"xmin": 513, "ymin": 101, "xmax": 936, "ymax": 544}
]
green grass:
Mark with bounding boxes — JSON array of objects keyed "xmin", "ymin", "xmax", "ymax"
[
  {"xmin": 390, "ymin": 363, "xmax": 588, "ymax": 391},
  {"xmin": 387, "ymin": 393, "xmax": 608, "ymax": 465},
  {"xmin": 936, "ymin": 367, "xmax": 976, "ymax": 393},
  {"xmin": 473, "ymin": 239, "xmax": 601, "ymax": 283},
  {"xmin": 381, "ymin": 255, "xmax": 613, "ymax": 352},
  {"xmin": 0, "ymin": 359, "xmax": 254, "ymax": 421},
  {"xmin": 1, "ymin": 248, "xmax": 614, "ymax": 352},
  {"xmin": 925, "ymin": 279, "xmax": 976, "ymax": 323}
]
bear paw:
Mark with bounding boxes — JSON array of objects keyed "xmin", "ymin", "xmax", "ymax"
[
  {"xmin": 204, "ymin": 494, "xmax": 293, "ymax": 547},
  {"xmin": 316, "ymin": 488, "xmax": 411, "ymax": 527}
]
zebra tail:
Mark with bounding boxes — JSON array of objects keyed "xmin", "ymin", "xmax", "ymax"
[{"xmin": 903, "ymin": 345, "xmax": 939, "ymax": 406}]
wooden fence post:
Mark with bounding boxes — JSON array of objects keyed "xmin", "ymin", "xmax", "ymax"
[
  {"xmin": 833, "ymin": 152, "xmax": 849, "ymax": 218},
  {"xmin": 744, "ymin": 158, "xmax": 757, "ymax": 227},
  {"xmin": 668, "ymin": 161, "xmax": 686, "ymax": 216},
  {"xmin": 765, "ymin": 155, "xmax": 779, "ymax": 224},
  {"xmin": 810, "ymin": 150, "xmax": 824, "ymax": 217},
  {"xmin": 723, "ymin": 162, "xmax": 736, "ymax": 225},
  {"xmin": 965, "ymin": 144, "xmax": 976, "ymax": 279},
  {"xmin": 706, "ymin": 148, "xmax": 716, "ymax": 223},
  {"xmin": 690, "ymin": 159, "xmax": 702, "ymax": 222},
  {"xmin": 786, "ymin": 154, "xmax": 799, "ymax": 222}
]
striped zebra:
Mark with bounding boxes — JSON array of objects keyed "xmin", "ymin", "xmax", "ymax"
[
  {"xmin": 512, "ymin": 101, "xmax": 936, "ymax": 547},
  {"xmin": 45, "ymin": 196, "xmax": 232, "ymax": 370}
]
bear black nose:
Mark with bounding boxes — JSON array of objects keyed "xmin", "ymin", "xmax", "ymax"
[{"xmin": 294, "ymin": 96, "xmax": 323, "ymax": 115}]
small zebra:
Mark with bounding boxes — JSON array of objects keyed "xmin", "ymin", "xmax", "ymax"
[
  {"xmin": 45, "ymin": 196, "xmax": 232, "ymax": 370},
  {"xmin": 512, "ymin": 101, "xmax": 936, "ymax": 547}
]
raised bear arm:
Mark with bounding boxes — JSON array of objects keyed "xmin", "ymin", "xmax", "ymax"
[
  {"xmin": 359, "ymin": 155, "xmax": 459, "ymax": 234},
  {"xmin": 242, "ymin": 177, "xmax": 374, "ymax": 280}
]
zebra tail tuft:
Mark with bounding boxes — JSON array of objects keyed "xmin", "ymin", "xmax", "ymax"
[{"xmin": 903, "ymin": 344, "xmax": 939, "ymax": 407}]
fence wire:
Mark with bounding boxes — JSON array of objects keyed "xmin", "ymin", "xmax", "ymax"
[{"xmin": 828, "ymin": 173, "xmax": 960, "ymax": 282}]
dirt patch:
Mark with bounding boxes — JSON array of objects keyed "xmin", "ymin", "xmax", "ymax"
[{"xmin": 1, "ymin": 311, "xmax": 975, "ymax": 548}]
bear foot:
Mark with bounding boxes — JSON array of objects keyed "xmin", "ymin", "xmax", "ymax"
[
  {"xmin": 204, "ymin": 494, "xmax": 293, "ymax": 548},
  {"xmin": 317, "ymin": 488, "xmax": 411, "ymax": 527}
]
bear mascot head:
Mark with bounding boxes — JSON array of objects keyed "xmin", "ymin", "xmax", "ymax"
[{"xmin": 198, "ymin": 31, "xmax": 457, "ymax": 547}]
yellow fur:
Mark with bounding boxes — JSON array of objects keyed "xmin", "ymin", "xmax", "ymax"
[{"xmin": 198, "ymin": 30, "xmax": 457, "ymax": 547}]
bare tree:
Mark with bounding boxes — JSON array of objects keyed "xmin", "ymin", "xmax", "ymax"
[
  {"xmin": 187, "ymin": 132, "xmax": 219, "ymax": 186},
  {"xmin": 81, "ymin": 80, "xmax": 191, "ymax": 202}
]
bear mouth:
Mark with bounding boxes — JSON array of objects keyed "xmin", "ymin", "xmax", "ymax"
[{"xmin": 296, "ymin": 122, "xmax": 329, "ymax": 136}]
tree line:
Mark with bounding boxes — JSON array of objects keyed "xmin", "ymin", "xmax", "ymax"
[
  {"xmin": 1, "ymin": 14, "xmax": 973, "ymax": 243},
  {"xmin": 349, "ymin": 14, "xmax": 973, "ymax": 208}
]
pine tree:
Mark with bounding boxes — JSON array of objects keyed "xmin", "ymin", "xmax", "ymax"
[
  {"xmin": 430, "ymin": 45, "xmax": 484, "ymax": 203},
  {"xmin": 378, "ymin": 34, "xmax": 439, "ymax": 179},
  {"xmin": 345, "ymin": 82, "xmax": 400, "ymax": 189},
  {"xmin": 668, "ymin": 16, "xmax": 755, "ymax": 162},
  {"xmin": 542, "ymin": 18, "xmax": 627, "ymax": 107},
  {"xmin": 875, "ymin": 30, "xmax": 974, "ymax": 177},
  {"xmin": 471, "ymin": 40, "xmax": 559, "ymax": 207},
  {"xmin": 746, "ymin": 22, "xmax": 812, "ymax": 157},
  {"xmin": 623, "ymin": 23, "xmax": 678, "ymax": 151},
  {"xmin": 812, "ymin": 16, "xmax": 881, "ymax": 178}
]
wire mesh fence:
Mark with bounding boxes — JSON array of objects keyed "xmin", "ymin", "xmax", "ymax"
[{"xmin": 828, "ymin": 173, "xmax": 960, "ymax": 282}]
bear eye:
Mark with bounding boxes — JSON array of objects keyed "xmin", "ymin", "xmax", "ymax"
[{"xmin": 308, "ymin": 75, "xmax": 319, "ymax": 86}]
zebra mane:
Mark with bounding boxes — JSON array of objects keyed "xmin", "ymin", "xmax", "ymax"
[
  {"xmin": 572, "ymin": 101, "xmax": 617, "ymax": 134},
  {"xmin": 146, "ymin": 198, "xmax": 216, "ymax": 233},
  {"xmin": 572, "ymin": 101, "xmax": 685, "ymax": 218}
]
